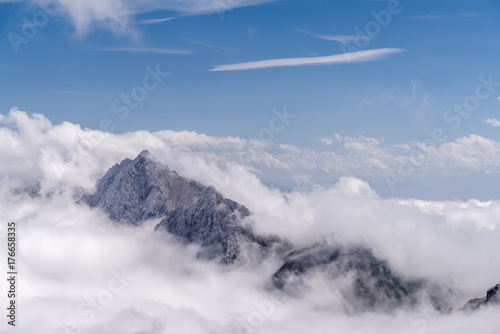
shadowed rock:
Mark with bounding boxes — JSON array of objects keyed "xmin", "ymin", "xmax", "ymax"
[
  {"xmin": 462, "ymin": 284, "xmax": 500, "ymax": 312},
  {"xmin": 272, "ymin": 241, "xmax": 427, "ymax": 312}
]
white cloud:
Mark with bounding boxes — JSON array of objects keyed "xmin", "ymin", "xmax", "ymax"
[
  {"xmin": 137, "ymin": 17, "xmax": 174, "ymax": 25},
  {"xmin": 154, "ymin": 129, "xmax": 247, "ymax": 150},
  {"xmin": 127, "ymin": 0, "xmax": 277, "ymax": 16},
  {"xmin": 98, "ymin": 47, "xmax": 191, "ymax": 54},
  {"xmin": 209, "ymin": 48, "xmax": 405, "ymax": 71},
  {"xmin": 0, "ymin": 107, "xmax": 485, "ymax": 199},
  {"xmin": 411, "ymin": 13, "xmax": 484, "ymax": 20},
  {"xmin": 2, "ymin": 109, "xmax": 500, "ymax": 333},
  {"xmin": 486, "ymin": 118, "xmax": 500, "ymax": 127},
  {"xmin": 317, "ymin": 137, "xmax": 334, "ymax": 146},
  {"xmin": 30, "ymin": 0, "xmax": 279, "ymax": 36},
  {"xmin": 297, "ymin": 28, "xmax": 370, "ymax": 44}
]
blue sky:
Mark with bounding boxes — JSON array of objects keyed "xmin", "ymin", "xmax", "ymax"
[
  {"xmin": 1, "ymin": 0, "xmax": 498, "ymax": 143},
  {"xmin": 1, "ymin": 0, "xmax": 500, "ymax": 199}
]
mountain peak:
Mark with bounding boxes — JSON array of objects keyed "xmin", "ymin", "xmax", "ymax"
[
  {"xmin": 84, "ymin": 150, "xmax": 275, "ymax": 263},
  {"xmin": 85, "ymin": 151, "xmax": 191, "ymax": 223},
  {"xmin": 137, "ymin": 149, "xmax": 152, "ymax": 157},
  {"xmin": 135, "ymin": 149, "xmax": 155, "ymax": 161},
  {"xmin": 131, "ymin": 150, "xmax": 169, "ymax": 170}
]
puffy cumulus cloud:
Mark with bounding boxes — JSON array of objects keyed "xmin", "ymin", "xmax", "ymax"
[
  {"xmin": 2, "ymin": 109, "xmax": 500, "ymax": 333},
  {"xmin": 5, "ymin": 109, "xmax": 500, "ymax": 198},
  {"xmin": 30, "ymin": 0, "xmax": 278, "ymax": 36},
  {"xmin": 0, "ymin": 109, "xmax": 170, "ymax": 194},
  {"xmin": 486, "ymin": 118, "xmax": 500, "ymax": 127}
]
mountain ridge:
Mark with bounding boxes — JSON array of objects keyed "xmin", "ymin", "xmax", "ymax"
[{"xmin": 83, "ymin": 150, "xmax": 496, "ymax": 313}]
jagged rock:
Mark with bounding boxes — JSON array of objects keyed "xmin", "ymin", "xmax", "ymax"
[
  {"xmin": 84, "ymin": 150, "xmax": 200, "ymax": 224},
  {"xmin": 272, "ymin": 241, "xmax": 431, "ymax": 312},
  {"xmin": 462, "ymin": 284, "xmax": 500, "ymax": 311},
  {"xmin": 154, "ymin": 182, "xmax": 283, "ymax": 263},
  {"xmin": 84, "ymin": 150, "xmax": 281, "ymax": 263}
]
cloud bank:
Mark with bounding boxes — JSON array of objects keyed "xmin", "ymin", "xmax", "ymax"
[{"xmin": 1, "ymin": 109, "xmax": 500, "ymax": 333}]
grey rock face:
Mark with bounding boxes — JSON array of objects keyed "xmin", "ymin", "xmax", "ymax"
[
  {"xmin": 462, "ymin": 284, "xmax": 500, "ymax": 311},
  {"xmin": 84, "ymin": 150, "xmax": 199, "ymax": 224},
  {"xmin": 84, "ymin": 150, "xmax": 279, "ymax": 263},
  {"xmin": 154, "ymin": 188, "xmax": 281, "ymax": 263},
  {"xmin": 272, "ymin": 242, "xmax": 431, "ymax": 312}
]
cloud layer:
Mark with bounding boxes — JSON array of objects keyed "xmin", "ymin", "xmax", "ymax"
[{"xmin": 1, "ymin": 109, "xmax": 500, "ymax": 333}]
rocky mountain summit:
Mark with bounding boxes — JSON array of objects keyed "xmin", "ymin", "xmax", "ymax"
[
  {"xmin": 85, "ymin": 150, "xmax": 205, "ymax": 224},
  {"xmin": 83, "ymin": 150, "xmax": 493, "ymax": 313},
  {"xmin": 462, "ymin": 284, "xmax": 500, "ymax": 311},
  {"xmin": 84, "ymin": 150, "xmax": 280, "ymax": 263}
]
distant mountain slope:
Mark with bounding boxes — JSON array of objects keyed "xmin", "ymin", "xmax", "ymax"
[{"xmin": 272, "ymin": 241, "xmax": 435, "ymax": 312}]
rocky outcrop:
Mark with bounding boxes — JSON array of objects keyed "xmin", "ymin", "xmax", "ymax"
[
  {"xmin": 272, "ymin": 241, "xmax": 428, "ymax": 312},
  {"xmin": 154, "ymin": 185, "xmax": 283, "ymax": 264},
  {"xmin": 462, "ymin": 284, "xmax": 500, "ymax": 311},
  {"xmin": 84, "ymin": 150, "xmax": 280, "ymax": 263},
  {"xmin": 84, "ymin": 150, "xmax": 200, "ymax": 224}
]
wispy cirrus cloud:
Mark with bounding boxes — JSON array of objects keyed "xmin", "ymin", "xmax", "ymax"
[
  {"xmin": 137, "ymin": 17, "xmax": 175, "ymax": 25},
  {"xmin": 296, "ymin": 28, "xmax": 370, "ymax": 44},
  {"xmin": 411, "ymin": 12, "xmax": 484, "ymax": 20},
  {"xmin": 30, "ymin": 0, "xmax": 279, "ymax": 36},
  {"xmin": 99, "ymin": 47, "xmax": 192, "ymax": 55},
  {"xmin": 209, "ymin": 48, "xmax": 405, "ymax": 71}
]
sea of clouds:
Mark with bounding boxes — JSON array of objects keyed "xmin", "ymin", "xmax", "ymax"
[{"xmin": 1, "ymin": 109, "xmax": 500, "ymax": 333}]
